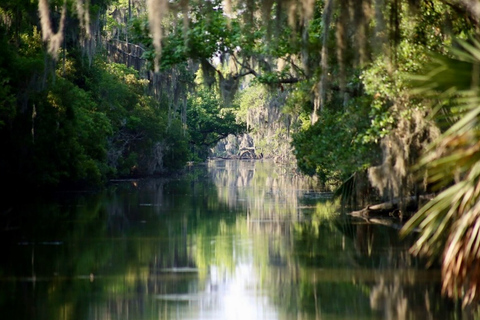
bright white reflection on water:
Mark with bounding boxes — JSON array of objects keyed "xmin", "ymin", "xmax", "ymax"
[
  {"xmin": 0, "ymin": 159, "xmax": 469, "ymax": 320},
  {"xmin": 220, "ymin": 264, "xmax": 277, "ymax": 320},
  {"xmin": 163, "ymin": 264, "xmax": 278, "ymax": 320}
]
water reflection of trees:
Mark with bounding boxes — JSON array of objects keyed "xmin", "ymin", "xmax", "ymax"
[
  {"xmin": 0, "ymin": 161, "xmax": 471, "ymax": 320},
  {"xmin": 0, "ymin": 179, "xmax": 207, "ymax": 320},
  {"xmin": 206, "ymin": 160, "xmax": 464, "ymax": 319},
  {"xmin": 247, "ymin": 215, "xmax": 462, "ymax": 319},
  {"xmin": 208, "ymin": 159, "xmax": 323, "ymax": 218}
]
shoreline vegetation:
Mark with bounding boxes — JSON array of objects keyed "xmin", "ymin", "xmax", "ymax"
[{"xmin": 2, "ymin": 0, "xmax": 480, "ymax": 307}]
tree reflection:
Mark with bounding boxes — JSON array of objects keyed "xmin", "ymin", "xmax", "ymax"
[
  {"xmin": 206, "ymin": 160, "xmax": 464, "ymax": 319},
  {"xmin": 0, "ymin": 160, "xmax": 472, "ymax": 320}
]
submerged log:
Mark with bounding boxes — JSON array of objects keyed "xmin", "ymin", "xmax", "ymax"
[
  {"xmin": 348, "ymin": 195, "xmax": 434, "ymax": 219},
  {"xmin": 349, "ymin": 201, "xmax": 400, "ymax": 218}
]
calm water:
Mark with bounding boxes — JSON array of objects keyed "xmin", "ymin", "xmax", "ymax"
[{"xmin": 0, "ymin": 160, "xmax": 465, "ymax": 319}]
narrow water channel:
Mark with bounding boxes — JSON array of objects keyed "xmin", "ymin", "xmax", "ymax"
[{"xmin": 0, "ymin": 160, "xmax": 462, "ymax": 319}]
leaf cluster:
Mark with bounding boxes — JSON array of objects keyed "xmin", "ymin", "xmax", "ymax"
[
  {"xmin": 0, "ymin": 25, "xmax": 189, "ymax": 190},
  {"xmin": 292, "ymin": 99, "xmax": 376, "ymax": 188},
  {"xmin": 187, "ymin": 88, "xmax": 246, "ymax": 160}
]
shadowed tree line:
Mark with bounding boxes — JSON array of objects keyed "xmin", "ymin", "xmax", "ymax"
[{"xmin": 0, "ymin": 0, "xmax": 245, "ymax": 193}]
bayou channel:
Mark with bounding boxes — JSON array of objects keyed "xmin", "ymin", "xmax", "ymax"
[{"xmin": 0, "ymin": 160, "xmax": 460, "ymax": 319}]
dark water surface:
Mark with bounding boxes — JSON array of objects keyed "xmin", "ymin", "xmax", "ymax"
[{"xmin": 0, "ymin": 160, "xmax": 464, "ymax": 319}]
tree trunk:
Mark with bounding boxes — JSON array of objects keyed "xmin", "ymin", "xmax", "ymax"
[{"xmin": 313, "ymin": 0, "xmax": 334, "ymax": 124}]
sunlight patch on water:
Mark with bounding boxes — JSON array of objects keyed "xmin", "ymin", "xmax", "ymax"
[{"xmin": 156, "ymin": 264, "xmax": 278, "ymax": 320}]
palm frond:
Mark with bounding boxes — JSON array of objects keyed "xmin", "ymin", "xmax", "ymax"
[{"xmin": 401, "ymin": 37, "xmax": 480, "ymax": 305}]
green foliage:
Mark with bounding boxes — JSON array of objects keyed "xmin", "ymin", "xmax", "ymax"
[
  {"xmin": 187, "ymin": 88, "xmax": 246, "ymax": 160},
  {"xmin": 90, "ymin": 59, "xmax": 191, "ymax": 175},
  {"xmin": 0, "ymin": 38, "xmax": 17, "ymax": 129},
  {"xmin": 128, "ymin": 1, "xmax": 236, "ymax": 71},
  {"xmin": 290, "ymin": 7, "xmax": 450, "ymax": 186},
  {"xmin": 0, "ymin": 0, "xmax": 477, "ymax": 197},
  {"xmin": 0, "ymin": 78, "xmax": 16, "ymax": 129},
  {"xmin": 234, "ymin": 82, "xmax": 268, "ymax": 126},
  {"xmin": 30, "ymin": 76, "xmax": 112, "ymax": 187},
  {"xmin": 0, "ymin": 6, "xmax": 190, "ymax": 190},
  {"xmin": 293, "ymin": 101, "xmax": 376, "ymax": 188},
  {"xmin": 164, "ymin": 118, "xmax": 190, "ymax": 170}
]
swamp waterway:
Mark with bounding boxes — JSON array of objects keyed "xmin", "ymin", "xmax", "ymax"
[{"xmin": 0, "ymin": 160, "xmax": 466, "ymax": 319}]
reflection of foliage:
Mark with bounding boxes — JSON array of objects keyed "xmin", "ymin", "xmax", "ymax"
[
  {"xmin": 282, "ymin": 214, "xmax": 456, "ymax": 319},
  {"xmin": 0, "ymin": 161, "xmax": 461, "ymax": 319},
  {"xmin": 208, "ymin": 160, "xmax": 322, "ymax": 219}
]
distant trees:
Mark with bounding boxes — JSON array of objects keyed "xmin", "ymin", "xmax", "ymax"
[{"xmin": 187, "ymin": 89, "xmax": 245, "ymax": 161}]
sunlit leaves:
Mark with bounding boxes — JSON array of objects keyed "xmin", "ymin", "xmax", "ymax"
[
  {"xmin": 292, "ymin": 105, "xmax": 374, "ymax": 188},
  {"xmin": 187, "ymin": 88, "xmax": 245, "ymax": 160}
]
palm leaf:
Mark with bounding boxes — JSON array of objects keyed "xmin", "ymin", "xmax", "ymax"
[{"xmin": 401, "ymin": 37, "xmax": 480, "ymax": 305}]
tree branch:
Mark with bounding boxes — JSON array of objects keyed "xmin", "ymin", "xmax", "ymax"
[{"xmin": 229, "ymin": 53, "xmax": 304, "ymax": 84}]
